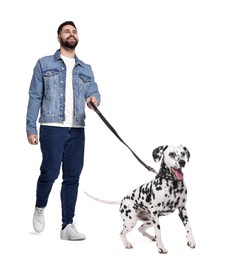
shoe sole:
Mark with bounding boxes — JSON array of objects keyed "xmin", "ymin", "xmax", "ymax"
[{"xmin": 60, "ymin": 236, "xmax": 86, "ymax": 241}]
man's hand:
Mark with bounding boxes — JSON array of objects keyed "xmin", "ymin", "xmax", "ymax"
[
  {"xmin": 27, "ymin": 134, "xmax": 38, "ymax": 145},
  {"xmin": 86, "ymin": 96, "xmax": 99, "ymax": 110}
]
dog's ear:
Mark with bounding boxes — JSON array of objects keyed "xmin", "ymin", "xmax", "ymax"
[
  {"xmin": 183, "ymin": 146, "xmax": 190, "ymax": 162},
  {"xmin": 152, "ymin": 145, "xmax": 168, "ymax": 162}
]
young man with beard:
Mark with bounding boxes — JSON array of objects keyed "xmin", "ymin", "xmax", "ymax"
[{"xmin": 26, "ymin": 21, "xmax": 101, "ymax": 240}]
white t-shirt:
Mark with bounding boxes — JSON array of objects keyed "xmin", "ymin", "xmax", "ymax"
[{"xmin": 41, "ymin": 55, "xmax": 83, "ymax": 128}]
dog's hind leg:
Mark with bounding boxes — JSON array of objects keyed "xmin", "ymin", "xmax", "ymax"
[
  {"xmin": 120, "ymin": 218, "xmax": 137, "ymax": 249},
  {"xmin": 120, "ymin": 204, "xmax": 137, "ymax": 249},
  {"xmin": 138, "ymin": 222, "xmax": 155, "ymax": 241}
]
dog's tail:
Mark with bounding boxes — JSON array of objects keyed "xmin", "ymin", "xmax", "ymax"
[{"xmin": 84, "ymin": 191, "xmax": 121, "ymax": 205}]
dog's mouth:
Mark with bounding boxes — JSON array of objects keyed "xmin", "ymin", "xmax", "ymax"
[{"xmin": 171, "ymin": 167, "xmax": 184, "ymax": 180}]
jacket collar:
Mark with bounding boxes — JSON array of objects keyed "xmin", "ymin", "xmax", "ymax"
[{"xmin": 53, "ymin": 49, "xmax": 85, "ymax": 67}]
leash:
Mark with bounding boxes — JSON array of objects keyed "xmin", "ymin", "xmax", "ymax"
[{"xmin": 88, "ymin": 101, "xmax": 157, "ymax": 174}]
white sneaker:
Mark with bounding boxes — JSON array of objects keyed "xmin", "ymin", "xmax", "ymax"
[
  {"xmin": 33, "ymin": 207, "xmax": 45, "ymax": 233},
  {"xmin": 60, "ymin": 224, "xmax": 86, "ymax": 241}
]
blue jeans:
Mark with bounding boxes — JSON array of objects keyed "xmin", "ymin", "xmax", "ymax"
[{"xmin": 36, "ymin": 125, "xmax": 85, "ymax": 225}]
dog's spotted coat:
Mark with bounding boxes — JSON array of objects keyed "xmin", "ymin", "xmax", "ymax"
[
  {"xmin": 84, "ymin": 145, "xmax": 196, "ymax": 254},
  {"xmin": 119, "ymin": 145, "xmax": 195, "ymax": 254}
]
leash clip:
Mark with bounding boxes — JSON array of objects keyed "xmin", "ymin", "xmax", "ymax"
[{"xmin": 148, "ymin": 166, "xmax": 158, "ymax": 174}]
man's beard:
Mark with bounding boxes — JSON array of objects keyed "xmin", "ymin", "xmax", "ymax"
[{"xmin": 60, "ymin": 37, "xmax": 78, "ymax": 49}]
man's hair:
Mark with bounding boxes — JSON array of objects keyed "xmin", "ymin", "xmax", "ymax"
[{"xmin": 57, "ymin": 21, "xmax": 77, "ymax": 36}]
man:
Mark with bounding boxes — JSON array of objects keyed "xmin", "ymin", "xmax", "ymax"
[{"xmin": 26, "ymin": 21, "xmax": 101, "ymax": 240}]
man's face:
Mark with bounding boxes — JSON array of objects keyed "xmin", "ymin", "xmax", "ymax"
[{"xmin": 58, "ymin": 25, "xmax": 79, "ymax": 49}]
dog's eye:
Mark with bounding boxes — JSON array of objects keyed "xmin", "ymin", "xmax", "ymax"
[
  {"xmin": 181, "ymin": 152, "xmax": 185, "ymax": 157},
  {"xmin": 169, "ymin": 152, "xmax": 176, "ymax": 158}
]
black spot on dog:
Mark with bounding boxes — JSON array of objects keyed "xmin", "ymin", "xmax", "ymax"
[{"xmin": 146, "ymin": 193, "xmax": 152, "ymax": 203}]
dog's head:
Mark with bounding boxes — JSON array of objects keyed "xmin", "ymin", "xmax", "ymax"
[{"xmin": 152, "ymin": 145, "xmax": 190, "ymax": 180}]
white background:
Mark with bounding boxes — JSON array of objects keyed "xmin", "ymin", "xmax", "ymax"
[{"xmin": 1, "ymin": 0, "xmax": 250, "ymax": 259}]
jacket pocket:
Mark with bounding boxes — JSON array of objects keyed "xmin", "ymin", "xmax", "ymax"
[{"xmin": 78, "ymin": 73, "xmax": 91, "ymax": 97}]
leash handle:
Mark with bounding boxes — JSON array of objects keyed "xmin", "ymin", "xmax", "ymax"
[
  {"xmin": 88, "ymin": 101, "xmax": 157, "ymax": 174},
  {"xmin": 88, "ymin": 100, "xmax": 98, "ymax": 112}
]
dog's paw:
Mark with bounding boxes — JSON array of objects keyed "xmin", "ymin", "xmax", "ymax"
[
  {"xmin": 187, "ymin": 240, "xmax": 196, "ymax": 249},
  {"xmin": 186, "ymin": 233, "xmax": 196, "ymax": 248},
  {"xmin": 125, "ymin": 243, "xmax": 133, "ymax": 249},
  {"xmin": 158, "ymin": 247, "xmax": 168, "ymax": 254}
]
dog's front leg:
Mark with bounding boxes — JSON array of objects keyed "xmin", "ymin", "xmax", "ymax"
[
  {"xmin": 151, "ymin": 212, "xmax": 168, "ymax": 254},
  {"xmin": 178, "ymin": 206, "xmax": 196, "ymax": 248}
]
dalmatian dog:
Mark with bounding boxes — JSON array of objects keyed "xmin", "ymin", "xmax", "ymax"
[{"xmin": 84, "ymin": 145, "xmax": 196, "ymax": 254}]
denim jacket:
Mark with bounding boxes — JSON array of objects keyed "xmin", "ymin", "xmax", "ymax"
[{"xmin": 26, "ymin": 50, "xmax": 101, "ymax": 135}]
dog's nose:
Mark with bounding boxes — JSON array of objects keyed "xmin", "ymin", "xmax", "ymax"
[{"xmin": 179, "ymin": 160, "xmax": 186, "ymax": 167}]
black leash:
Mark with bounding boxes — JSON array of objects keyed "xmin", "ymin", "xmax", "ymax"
[{"xmin": 88, "ymin": 101, "xmax": 157, "ymax": 174}]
